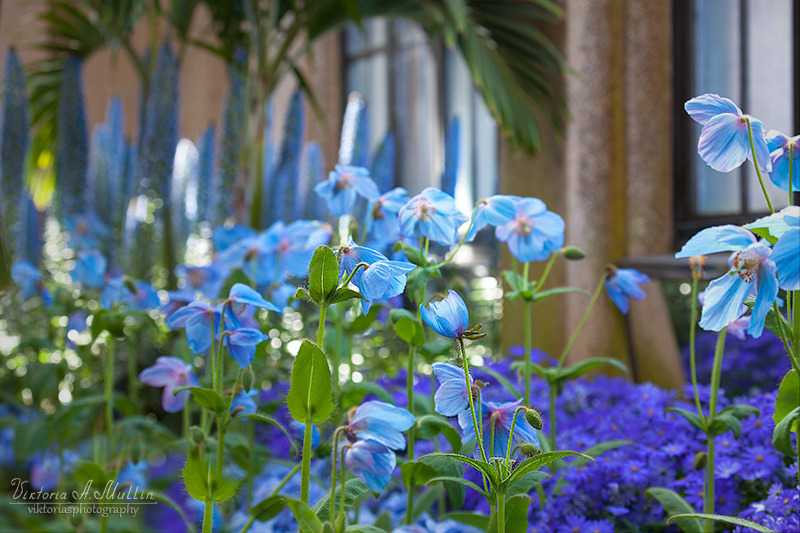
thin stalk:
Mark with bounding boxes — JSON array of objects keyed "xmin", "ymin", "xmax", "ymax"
[
  {"xmin": 209, "ymin": 317, "xmax": 217, "ymax": 393},
  {"xmin": 127, "ymin": 343, "xmax": 138, "ymax": 403},
  {"xmin": 548, "ymin": 382, "xmax": 557, "ymax": 451},
  {"xmin": 338, "ymin": 446, "xmax": 346, "ymax": 531},
  {"xmin": 334, "ymin": 312, "xmax": 343, "ymax": 394},
  {"xmin": 330, "ymin": 430, "xmax": 341, "ymax": 525},
  {"xmin": 504, "ymin": 407, "xmax": 526, "ymax": 464},
  {"xmin": 523, "ymin": 262, "xmax": 532, "ymax": 405},
  {"xmin": 317, "ymin": 304, "xmax": 327, "ymax": 348},
  {"xmin": 704, "ymin": 437, "xmax": 715, "ymax": 533},
  {"xmin": 105, "ymin": 337, "xmax": 115, "ymax": 456},
  {"xmin": 458, "ymin": 338, "xmax": 488, "ymax": 463},
  {"xmin": 247, "ymin": 422, "xmax": 255, "ymax": 509},
  {"xmin": 270, "ymin": 462, "xmax": 302, "ymax": 497},
  {"xmin": 533, "ymin": 250, "xmax": 562, "ymax": 293},
  {"xmin": 689, "ymin": 269, "xmax": 705, "ymax": 423},
  {"xmin": 704, "ymin": 329, "xmax": 726, "ymax": 533},
  {"xmin": 183, "ymin": 400, "xmax": 190, "ymax": 440},
  {"xmin": 405, "ymin": 344, "xmax": 417, "ymax": 525},
  {"xmin": 300, "ymin": 419, "xmax": 314, "ymax": 504},
  {"xmin": 773, "ymin": 302, "xmax": 800, "ymax": 375},
  {"xmin": 556, "ymin": 275, "xmax": 608, "ymax": 368},
  {"xmin": 746, "ymin": 120, "xmax": 774, "ymax": 213}
]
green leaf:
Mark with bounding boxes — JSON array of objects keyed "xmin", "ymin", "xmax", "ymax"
[
  {"xmin": 414, "ymin": 454, "xmax": 469, "ymax": 506},
  {"xmin": 71, "ymin": 461, "xmax": 108, "ymax": 487},
  {"xmin": 502, "ymin": 270, "xmax": 529, "ymax": 293},
  {"xmin": 392, "ymin": 316, "xmax": 425, "ymax": 346},
  {"xmin": 532, "ymin": 286, "xmax": 591, "ymax": 302},
  {"xmin": 773, "ymin": 406, "xmax": 800, "ymax": 456},
  {"xmin": 415, "ymin": 414, "xmax": 462, "ymax": 452},
  {"xmin": 183, "ymin": 447, "xmax": 210, "ymax": 502},
  {"xmin": 425, "ymin": 452, "xmax": 500, "ymax": 489},
  {"xmin": 329, "ymin": 288, "xmax": 364, "ymax": 304},
  {"xmin": 212, "ymin": 476, "xmax": 239, "ymax": 502},
  {"xmin": 665, "ymin": 407, "xmax": 706, "ymax": 432},
  {"xmin": 249, "ymin": 495, "xmax": 287, "ymax": 522},
  {"xmin": 568, "ymin": 440, "xmax": 632, "ymax": 468},
  {"xmin": 719, "ymin": 404, "xmax": 760, "ymax": 420},
  {"xmin": 349, "ymin": 305, "xmax": 382, "ymax": 333},
  {"xmin": 406, "ymin": 266, "xmax": 438, "ymax": 299},
  {"xmin": 503, "ymin": 494, "xmax": 531, "ymax": 533},
  {"xmin": 174, "ymin": 386, "xmax": 226, "ymax": 415},
  {"xmin": 743, "ymin": 297, "xmax": 791, "ymax": 339},
  {"xmin": 668, "ymin": 513, "xmax": 774, "ymax": 533},
  {"xmin": 313, "ymin": 479, "xmax": 370, "ymax": 519},
  {"xmin": 645, "ymin": 487, "xmax": 703, "ymax": 533},
  {"xmin": 506, "ymin": 471, "xmax": 548, "ymax": 497},
  {"xmin": 308, "ymin": 246, "xmax": 339, "ymax": 304},
  {"xmin": 748, "ymin": 226, "xmax": 779, "ymax": 245},
  {"xmin": 339, "ymin": 381, "xmax": 394, "ymax": 410},
  {"xmin": 774, "ymin": 370, "xmax": 799, "ymax": 431},
  {"xmin": 500, "ymin": 451, "xmax": 590, "ymax": 490},
  {"xmin": 345, "ymin": 526, "xmax": 386, "ymax": 533},
  {"xmin": 287, "ymin": 340, "xmax": 334, "ymax": 424},
  {"xmin": 708, "ymin": 413, "xmax": 742, "ymax": 438},
  {"xmin": 394, "ymin": 242, "xmax": 426, "ymax": 267},
  {"xmin": 287, "ymin": 498, "xmax": 324, "ymax": 533},
  {"xmin": 409, "ymin": 483, "xmax": 444, "ymax": 522},
  {"xmin": 556, "ymin": 357, "xmax": 628, "ymax": 383},
  {"xmin": 444, "ymin": 511, "xmax": 490, "ymax": 530}
]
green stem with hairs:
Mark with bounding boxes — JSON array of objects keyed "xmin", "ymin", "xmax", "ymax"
[
  {"xmin": 523, "ymin": 262, "xmax": 533, "ymax": 406},
  {"xmin": 496, "ymin": 491, "xmax": 506, "ymax": 533},
  {"xmin": 548, "ymin": 382, "xmax": 557, "ymax": 451},
  {"xmin": 689, "ymin": 267, "xmax": 705, "ymax": 423},
  {"xmin": 557, "ymin": 274, "xmax": 608, "ymax": 368},
  {"xmin": 430, "ymin": 210, "xmax": 475, "ymax": 269},
  {"xmin": 704, "ymin": 329, "xmax": 726, "ymax": 533},
  {"xmin": 459, "ymin": 337, "xmax": 488, "ymax": 463},
  {"xmin": 300, "ymin": 419, "xmax": 313, "ymax": 505},
  {"xmin": 338, "ymin": 446, "xmax": 347, "ymax": 531},
  {"xmin": 746, "ymin": 119, "xmax": 774, "ymax": 213},
  {"xmin": 405, "ymin": 343, "xmax": 417, "ymax": 525},
  {"xmin": 330, "ymin": 429, "xmax": 342, "ymax": 526}
]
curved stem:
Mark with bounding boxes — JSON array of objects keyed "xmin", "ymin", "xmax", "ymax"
[
  {"xmin": 330, "ymin": 430, "xmax": 342, "ymax": 526},
  {"xmin": 459, "ymin": 338, "xmax": 488, "ymax": 463},
  {"xmin": 556, "ymin": 274, "xmax": 608, "ymax": 368},
  {"xmin": 338, "ymin": 446, "xmax": 346, "ymax": 531},
  {"xmin": 746, "ymin": 120, "xmax": 774, "ymax": 214},
  {"xmin": 504, "ymin": 407, "xmax": 526, "ymax": 464},
  {"xmin": 533, "ymin": 250, "xmax": 562, "ymax": 294},
  {"xmin": 548, "ymin": 382, "xmax": 557, "ymax": 451},
  {"xmin": 430, "ymin": 209, "xmax": 476, "ymax": 270}
]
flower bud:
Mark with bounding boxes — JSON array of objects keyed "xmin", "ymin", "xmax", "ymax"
[
  {"xmin": 123, "ymin": 277, "xmax": 138, "ymax": 294},
  {"xmin": 242, "ymin": 367, "xmax": 255, "ymax": 392},
  {"xmin": 524, "ymin": 408, "xmax": 544, "ymax": 430},
  {"xmin": 231, "ymin": 406, "xmax": 246, "ymax": 417},
  {"xmin": 519, "ymin": 443, "xmax": 542, "ymax": 457},
  {"xmin": 693, "ymin": 451, "xmax": 707, "ymax": 471},
  {"xmin": 190, "ymin": 426, "xmax": 205, "ymax": 444},
  {"xmin": 562, "ymin": 246, "xmax": 586, "ymax": 260}
]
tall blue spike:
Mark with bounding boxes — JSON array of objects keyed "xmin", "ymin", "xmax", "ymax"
[
  {"xmin": 440, "ymin": 117, "xmax": 461, "ymax": 197},
  {"xmin": 136, "ymin": 49, "xmax": 151, "ymax": 153},
  {"xmin": 370, "ymin": 131, "xmax": 396, "ymax": 193},
  {"xmin": 271, "ymin": 91, "xmax": 305, "ymax": 223},
  {"xmin": 55, "ymin": 55, "xmax": 88, "ymax": 220},
  {"xmin": 20, "ymin": 195, "xmax": 43, "ymax": 265},
  {"xmin": 105, "ymin": 97, "xmax": 127, "ymax": 263},
  {"xmin": 121, "ymin": 142, "xmax": 138, "ymax": 209},
  {"xmin": 139, "ymin": 43, "xmax": 178, "ymax": 206},
  {"xmin": 86, "ymin": 124, "xmax": 114, "ymax": 256},
  {"xmin": 196, "ymin": 125, "xmax": 216, "ymax": 224},
  {"xmin": 298, "ymin": 141, "xmax": 326, "ymax": 220},
  {"xmin": 215, "ymin": 48, "xmax": 247, "ymax": 225},
  {"xmin": 0, "ymin": 48, "xmax": 30, "ymax": 262},
  {"xmin": 338, "ymin": 92, "xmax": 369, "ymax": 167}
]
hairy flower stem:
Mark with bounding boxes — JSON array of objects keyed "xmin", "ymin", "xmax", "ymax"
[
  {"xmin": 338, "ymin": 446, "xmax": 347, "ymax": 531},
  {"xmin": 300, "ymin": 419, "xmax": 313, "ymax": 504},
  {"xmin": 505, "ymin": 407, "xmax": 527, "ymax": 465},
  {"xmin": 330, "ymin": 429, "xmax": 342, "ymax": 525},
  {"xmin": 689, "ymin": 268, "xmax": 705, "ymax": 422},
  {"xmin": 201, "ymin": 499, "xmax": 214, "ymax": 533},
  {"xmin": 704, "ymin": 329, "xmax": 726, "ymax": 532},
  {"xmin": 405, "ymin": 343, "xmax": 417, "ymax": 525},
  {"xmin": 746, "ymin": 120, "xmax": 775, "ymax": 213},
  {"xmin": 459, "ymin": 337, "xmax": 488, "ymax": 463},
  {"xmin": 496, "ymin": 491, "xmax": 506, "ymax": 533},
  {"xmin": 548, "ymin": 382, "xmax": 557, "ymax": 451},
  {"xmin": 523, "ymin": 262, "xmax": 533, "ymax": 406},
  {"xmin": 105, "ymin": 337, "xmax": 115, "ymax": 456}
]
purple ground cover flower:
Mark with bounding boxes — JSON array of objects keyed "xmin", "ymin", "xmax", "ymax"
[{"xmin": 139, "ymin": 356, "xmax": 199, "ymax": 412}]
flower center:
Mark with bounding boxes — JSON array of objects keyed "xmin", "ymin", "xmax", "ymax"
[
  {"xmin": 413, "ymin": 199, "xmax": 436, "ymax": 221},
  {"xmin": 77, "ymin": 221, "xmax": 88, "ymax": 234},
  {"xmin": 513, "ymin": 215, "xmax": 534, "ymax": 236},
  {"xmin": 188, "ymin": 270, "xmax": 206, "ymax": 287},
  {"xmin": 730, "ymin": 249, "xmax": 760, "ymax": 283},
  {"xmin": 279, "ymin": 238, "xmax": 290, "ymax": 254},
  {"xmin": 336, "ymin": 173, "xmax": 353, "ymax": 190}
]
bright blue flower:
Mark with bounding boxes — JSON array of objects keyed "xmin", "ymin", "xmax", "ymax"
[
  {"xmin": 292, "ymin": 421, "xmax": 321, "ymax": 447},
  {"xmin": 765, "ymin": 130, "xmax": 800, "ymax": 191},
  {"xmin": 117, "ymin": 460, "xmax": 148, "ymax": 490},
  {"xmin": 676, "ymin": 225, "xmax": 778, "ymax": 337},
  {"xmin": 432, "ymin": 362, "xmax": 473, "ymax": 417},
  {"xmin": 684, "ymin": 93, "xmax": 771, "ymax": 172},
  {"xmin": 228, "ymin": 283, "xmax": 280, "ymax": 314},
  {"xmin": 746, "ymin": 206, "xmax": 800, "ymax": 290},
  {"xmin": 495, "ymin": 198, "xmax": 564, "ymax": 262},
  {"xmin": 212, "ymin": 224, "xmax": 256, "ymax": 252},
  {"xmin": 71, "ymin": 250, "xmax": 107, "ymax": 288},
  {"xmin": 162, "ymin": 290, "xmax": 193, "ymax": 322},
  {"xmin": 465, "ymin": 195, "xmax": 518, "ymax": 242},
  {"xmin": 314, "ymin": 165, "xmax": 380, "ymax": 216},
  {"xmin": 398, "ymin": 187, "xmax": 469, "ymax": 245},
  {"xmin": 176, "ymin": 263, "xmax": 228, "ymax": 300},
  {"xmin": 11, "ymin": 260, "xmax": 50, "ymax": 303},
  {"xmin": 458, "ymin": 399, "xmax": 539, "ymax": 459},
  {"xmin": 230, "ymin": 389, "xmax": 258, "ymax": 416},
  {"xmin": 420, "ymin": 290, "xmax": 469, "ymax": 339},
  {"xmin": 127, "ymin": 280, "xmax": 160, "ymax": 310},
  {"xmin": 225, "ymin": 327, "xmax": 268, "ymax": 368},
  {"xmin": 365, "ymin": 187, "xmax": 409, "ymax": 245},
  {"xmin": 605, "ymin": 268, "xmax": 650, "ymax": 314},
  {"xmin": 167, "ymin": 301, "xmax": 218, "ymax": 353},
  {"xmin": 100, "ymin": 270, "xmax": 125, "ymax": 308},
  {"xmin": 339, "ymin": 239, "xmax": 414, "ymax": 311},
  {"xmin": 139, "ymin": 356, "xmax": 199, "ymax": 412},
  {"xmin": 63, "ymin": 212, "xmax": 109, "ymax": 250},
  {"xmin": 269, "ymin": 283, "xmax": 297, "ymax": 309},
  {"xmin": 343, "ymin": 401, "xmax": 414, "ymax": 492}
]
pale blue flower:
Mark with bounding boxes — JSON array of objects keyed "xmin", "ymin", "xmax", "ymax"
[
  {"xmin": 765, "ymin": 131, "xmax": 800, "ymax": 192},
  {"xmin": 365, "ymin": 187, "xmax": 409, "ymax": 246},
  {"xmin": 420, "ymin": 290, "xmax": 469, "ymax": 339},
  {"xmin": 314, "ymin": 165, "xmax": 379, "ymax": 216},
  {"xmin": 139, "ymin": 356, "xmax": 199, "ymax": 412},
  {"xmin": 605, "ymin": 268, "xmax": 650, "ymax": 314},
  {"xmin": 432, "ymin": 362, "xmax": 473, "ymax": 417},
  {"xmin": 225, "ymin": 327, "xmax": 268, "ymax": 368},
  {"xmin": 398, "ymin": 187, "xmax": 468, "ymax": 245},
  {"xmin": 465, "ymin": 195, "xmax": 518, "ymax": 242},
  {"xmin": 495, "ymin": 198, "xmax": 564, "ymax": 262},
  {"xmin": 230, "ymin": 390, "xmax": 258, "ymax": 416},
  {"xmin": 71, "ymin": 250, "xmax": 107, "ymax": 288}
]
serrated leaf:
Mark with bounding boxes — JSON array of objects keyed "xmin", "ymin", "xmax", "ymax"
[
  {"xmin": 773, "ymin": 406, "xmax": 800, "ymax": 456},
  {"xmin": 646, "ymin": 487, "xmax": 703, "ymax": 533},
  {"xmin": 774, "ymin": 370, "xmax": 799, "ymax": 431},
  {"xmin": 174, "ymin": 386, "xmax": 226, "ymax": 415},
  {"xmin": 308, "ymin": 246, "xmax": 339, "ymax": 304},
  {"xmin": 287, "ymin": 340, "xmax": 334, "ymax": 424},
  {"xmin": 313, "ymin": 479, "xmax": 370, "ymax": 519},
  {"xmin": 668, "ymin": 513, "xmax": 773, "ymax": 533},
  {"xmin": 287, "ymin": 498, "xmax": 323, "ymax": 532}
]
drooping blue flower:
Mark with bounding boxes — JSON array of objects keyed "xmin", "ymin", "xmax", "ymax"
[
  {"xmin": 343, "ymin": 401, "xmax": 414, "ymax": 492},
  {"xmin": 495, "ymin": 197, "xmax": 564, "ymax": 262},
  {"xmin": 212, "ymin": 224, "xmax": 256, "ymax": 252},
  {"xmin": 99, "ymin": 269, "xmax": 125, "ymax": 309},
  {"xmin": 314, "ymin": 165, "xmax": 380, "ymax": 216},
  {"xmin": 117, "ymin": 460, "xmax": 148, "ymax": 490},
  {"xmin": 71, "ymin": 250, "xmax": 107, "ymax": 288},
  {"xmin": 765, "ymin": 130, "xmax": 800, "ymax": 191},
  {"xmin": 365, "ymin": 188, "xmax": 410, "ymax": 246},
  {"xmin": 676, "ymin": 225, "xmax": 778, "ymax": 337},
  {"xmin": 605, "ymin": 268, "xmax": 650, "ymax": 314},
  {"xmin": 746, "ymin": 206, "xmax": 800, "ymax": 291},
  {"xmin": 398, "ymin": 187, "xmax": 469, "ymax": 246},
  {"xmin": 358, "ymin": 260, "xmax": 416, "ymax": 311},
  {"xmin": 420, "ymin": 290, "xmax": 470, "ymax": 339},
  {"xmin": 230, "ymin": 389, "xmax": 258, "ymax": 416},
  {"xmin": 167, "ymin": 301, "xmax": 218, "ymax": 354},
  {"xmin": 176, "ymin": 263, "xmax": 228, "ymax": 300},
  {"xmin": 432, "ymin": 362, "xmax": 473, "ymax": 417},
  {"xmin": 228, "ymin": 283, "xmax": 281, "ymax": 315},
  {"xmin": 465, "ymin": 195, "xmax": 518, "ymax": 242},
  {"xmin": 459, "ymin": 399, "xmax": 539, "ymax": 459},
  {"xmin": 225, "ymin": 327, "xmax": 268, "ymax": 368},
  {"xmin": 684, "ymin": 93, "xmax": 771, "ymax": 172},
  {"xmin": 139, "ymin": 356, "xmax": 199, "ymax": 412},
  {"xmin": 11, "ymin": 260, "xmax": 51, "ymax": 304},
  {"xmin": 269, "ymin": 283, "xmax": 298, "ymax": 310}
]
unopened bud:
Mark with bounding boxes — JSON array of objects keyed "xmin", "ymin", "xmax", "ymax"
[
  {"xmin": 231, "ymin": 406, "xmax": 246, "ymax": 417},
  {"xmin": 190, "ymin": 426, "xmax": 205, "ymax": 444},
  {"xmin": 123, "ymin": 277, "xmax": 138, "ymax": 294},
  {"xmin": 242, "ymin": 368, "xmax": 255, "ymax": 392},
  {"xmin": 519, "ymin": 443, "xmax": 542, "ymax": 457},
  {"xmin": 562, "ymin": 246, "xmax": 586, "ymax": 260},
  {"xmin": 524, "ymin": 408, "xmax": 544, "ymax": 430},
  {"xmin": 693, "ymin": 451, "xmax": 707, "ymax": 471}
]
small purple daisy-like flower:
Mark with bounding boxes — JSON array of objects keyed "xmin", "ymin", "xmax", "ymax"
[
  {"xmin": 314, "ymin": 165, "xmax": 380, "ymax": 216},
  {"xmin": 605, "ymin": 268, "xmax": 650, "ymax": 314},
  {"xmin": 139, "ymin": 356, "xmax": 199, "ymax": 413},
  {"xmin": 685, "ymin": 93, "xmax": 771, "ymax": 172},
  {"xmin": 398, "ymin": 187, "xmax": 469, "ymax": 245},
  {"xmin": 420, "ymin": 290, "xmax": 470, "ymax": 339},
  {"xmin": 495, "ymin": 198, "xmax": 564, "ymax": 262}
]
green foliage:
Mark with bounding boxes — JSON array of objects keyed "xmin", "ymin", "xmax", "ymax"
[
  {"xmin": 175, "ymin": 386, "xmax": 226, "ymax": 415},
  {"xmin": 773, "ymin": 406, "xmax": 800, "ymax": 456},
  {"xmin": 249, "ymin": 495, "xmax": 288, "ymax": 522},
  {"xmin": 308, "ymin": 246, "xmax": 340, "ymax": 305},
  {"xmin": 646, "ymin": 487, "xmax": 703, "ymax": 533},
  {"xmin": 774, "ymin": 369, "xmax": 799, "ymax": 431},
  {"xmin": 390, "ymin": 309, "xmax": 425, "ymax": 346},
  {"xmin": 667, "ymin": 513, "xmax": 774, "ymax": 533},
  {"xmin": 287, "ymin": 498, "xmax": 324, "ymax": 532},
  {"xmin": 182, "ymin": 446, "xmax": 210, "ymax": 501},
  {"xmin": 313, "ymin": 479, "xmax": 371, "ymax": 520},
  {"xmin": 287, "ymin": 340, "xmax": 334, "ymax": 424}
]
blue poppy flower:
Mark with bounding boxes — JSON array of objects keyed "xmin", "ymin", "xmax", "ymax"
[
  {"xmin": 358, "ymin": 260, "xmax": 415, "ymax": 312},
  {"xmin": 292, "ymin": 421, "xmax": 321, "ymax": 447},
  {"xmin": 605, "ymin": 268, "xmax": 650, "ymax": 314},
  {"xmin": 230, "ymin": 389, "xmax": 258, "ymax": 416},
  {"xmin": 432, "ymin": 362, "xmax": 473, "ymax": 417},
  {"xmin": 167, "ymin": 301, "xmax": 218, "ymax": 354},
  {"xmin": 139, "ymin": 356, "xmax": 199, "ymax": 412},
  {"xmin": 365, "ymin": 187, "xmax": 410, "ymax": 246},
  {"xmin": 398, "ymin": 187, "xmax": 469, "ymax": 245},
  {"xmin": 100, "ymin": 270, "xmax": 125, "ymax": 309},
  {"xmin": 127, "ymin": 280, "xmax": 161, "ymax": 310},
  {"xmin": 458, "ymin": 399, "xmax": 539, "ymax": 459},
  {"xmin": 212, "ymin": 224, "xmax": 256, "ymax": 252},
  {"xmin": 676, "ymin": 225, "xmax": 779, "ymax": 337},
  {"xmin": 116, "ymin": 460, "xmax": 148, "ymax": 490},
  {"xmin": 420, "ymin": 290, "xmax": 470, "ymax": 339},
  {"xmin": 495, "ymin": 198, "xmax": 564, "ymax": 262},
  {"xmin": 11, "ymin": 261, "xmax": 51, "ymax": 304},
  {"xmin": 314, "ymin": 165, "xmax": 380, "ymax": 216},
  {"xmin": 465, "ymin": 195, "xmax": 518, "ymax": 242},
  {"xmin": 63, "ymin": 212, "xmax": 109, "ymax": 250},
  {"xmin": 269, "ymin": 283, "xmax": 298, "ymax": 309},
  {"xmin": 162, "ymin": 290, "xmax": 194, "ymax": 322},
  {"xmin": 765, "ymin": 131, "xmax": 800, "ymax": 191},
  {"xmin": 71, "ymin": 250, "xmax": 107, "ymax": 288},
  {"xmin": 746, "ymin": 207, "xmax": 800, "ymax": 291},
  {"xmin": 684, "ymin": 93, "xmax": 771, "ymax": 172},
  {"xmin": 225, "ymin": 327, "xmax": 268, "ymax": 368},
  {"xmin": 176, "ymin": 263, "xmax": 228, "ymax": 300},
  {"xmin": 228, "ymin": 283, "xmax": 280, "ymax": 314},
  {"xmin": 343, "ymin": 438, "xmax": 396, "ymax": 493}
]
